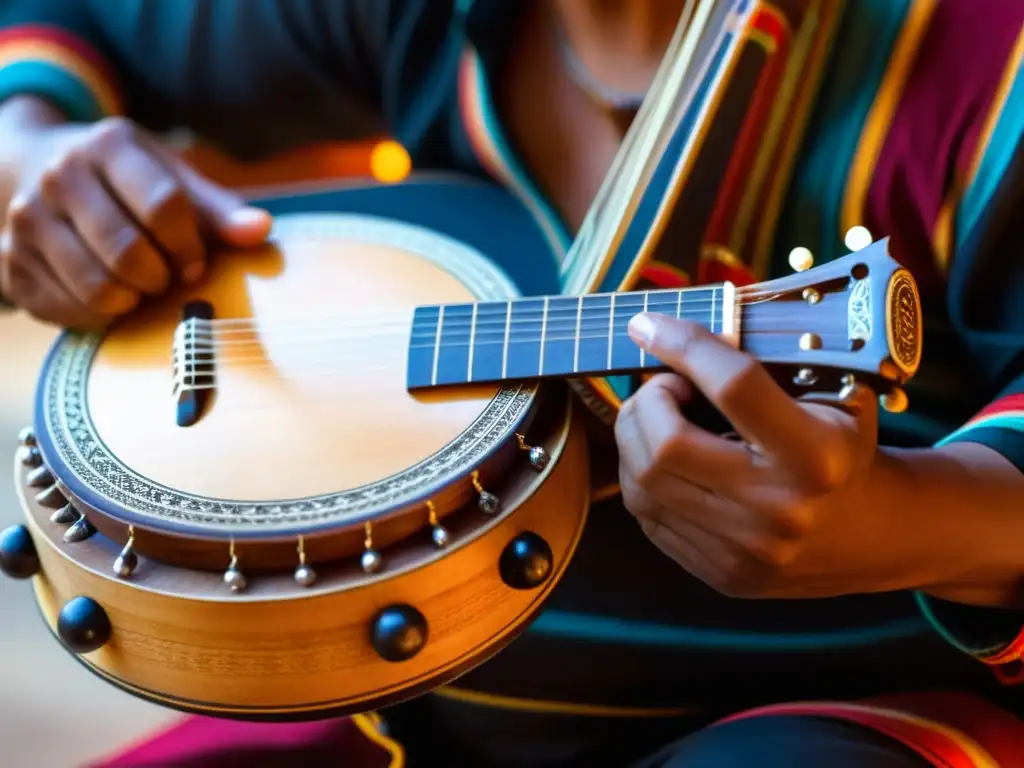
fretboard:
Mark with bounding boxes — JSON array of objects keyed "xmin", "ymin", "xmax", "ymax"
[{"xmin": 406, "ymin": 285, "xmax": 733, "ymax": 390}]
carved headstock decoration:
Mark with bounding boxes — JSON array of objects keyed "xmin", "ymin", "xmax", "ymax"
[{"xmin": 737, "ymin": 237, "xmax": 922, "ymax": 413}]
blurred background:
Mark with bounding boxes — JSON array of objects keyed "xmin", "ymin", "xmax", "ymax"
[{"xmin": 0, "ymin": 136, "xmax": 408, "ymax": 768}]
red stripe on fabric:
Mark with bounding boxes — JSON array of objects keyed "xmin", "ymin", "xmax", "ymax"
[
  {"xmin": 703, "ymin": 7, "xmax": 790, "ymax": 247},
  {"xmin": 863, "ymin": 0, "xmax": 1024, "ymax": 286},
  {"xmin": 0, "ymin": 23, "xmax": 120, "ymax": 90},
  {"xmin": 972, "ymin": 393, "xmax": 1024, "ymax": 421}
]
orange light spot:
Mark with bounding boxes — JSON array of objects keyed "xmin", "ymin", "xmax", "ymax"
[{"xmin": 370, "ymin": 140, "xmax": 412, "ymax": 183}]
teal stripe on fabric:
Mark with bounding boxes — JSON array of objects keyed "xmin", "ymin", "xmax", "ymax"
[
  {"xmin": 937, "ymin": 412, "xmax": 1024, "ymax": 446},
  {"xmin": 956, "ymin": 60, "xmax": 1024, "ymax": 251},
  {"xmin": 529, "ymin": 610, "xmax": 929, "ymax": 651},
  {"xmin": 0, "ymin": 61, "xmax": 106, "ymax": 122},
  {"xmin": 913, "ymin": 592, "xmax": 1010, "ymax": 657},
  {"xmin": 772, "ymin": 1, "xmax": 911, "ymax": 274}
]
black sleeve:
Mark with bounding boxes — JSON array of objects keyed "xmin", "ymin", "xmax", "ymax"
[{"xmin": 0, "ymin": 0, "xmax": 431, "ymax": 158}]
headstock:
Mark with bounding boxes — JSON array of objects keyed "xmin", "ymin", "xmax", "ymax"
[{"xmin": 738, "ymin": 237, "xmax": 922, "ymax": 413}]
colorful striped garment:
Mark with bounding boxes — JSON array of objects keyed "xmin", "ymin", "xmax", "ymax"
[{"xmin": 0, "ymin": 1, "xmax": 1022, "ymax": 765}]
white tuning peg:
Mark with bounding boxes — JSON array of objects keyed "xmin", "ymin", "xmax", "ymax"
[
  {"xmin": 844, "ymin": 225, "xmax": 873, "ymax": 252},
  {"xmin": 788, "ymin": 246, "xmax": 814, "ymax": 273}
]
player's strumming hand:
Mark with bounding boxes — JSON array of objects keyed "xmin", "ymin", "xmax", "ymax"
[{"xmin": 0, "ymin": 108, "xmax": 271, "ymax": 330}]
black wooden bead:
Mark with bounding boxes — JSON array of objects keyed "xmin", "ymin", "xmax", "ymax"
[
  {"xmin": 0, "ymin": 525, "xmax": 39, "ymax": 579},
  {"xmin": 499, "ymin": 531, "xmax": 553, "ymax": 590},
  {"xmin": 370, "ymin": 604, "xmax": 428, "ymax": 662},
  {"xmin": 57, "ymin": 596, "xmax": 112, "ymax": 654}
]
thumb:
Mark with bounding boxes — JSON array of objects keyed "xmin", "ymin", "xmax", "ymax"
[{"xmin": 177, "ymin": 164, "xmax": 272, "ymax": 248}]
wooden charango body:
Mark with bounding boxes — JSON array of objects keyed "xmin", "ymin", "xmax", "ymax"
[{"xmin": 9, "ymin": 175, "xmax": 593, "ymax": 719}]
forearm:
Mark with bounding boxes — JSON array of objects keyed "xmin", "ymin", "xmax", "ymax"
[{"xmin": 880, "ymin": 441, "xmax": 1024, "ymax": 609}]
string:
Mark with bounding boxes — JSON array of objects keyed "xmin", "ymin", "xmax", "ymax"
[{"xmin": 172, "ymin": 329, "xmax": 850, "ymax": 376}]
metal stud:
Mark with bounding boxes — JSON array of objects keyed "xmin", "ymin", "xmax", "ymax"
[
  {"xmin": 35, "ymin": 485, "xmax": 66, "ymax": 509},
  {"xmin": 471, "ymin": 471, "xmax": 500, "ymax": 515},
  {"xmin": 838, "ymin": 374, "xmax": 858, "ymax": 403},
  {"xmin": 64, "ymin": 515, "xmax": 95, "ymax": 544},
  {"xmin": 427, "ymin": 502, "xmax": 449, "ymax": 549},
  {"xmin": 516, "ymin": 434, "xmax": 550, "ymax": 472},
  {"xmin": 793, "ymin": 368, "xmax": 818, "ymax": 387},
  {"xmin": 293, "ymin": 536, "xmax": 317, "ymax": 587},
  {"xmin": 50, "ymin": 502, "xmax": 79, "ymax": 525},
  {"xmin": 113, "ymin": 526, "xmax": 138, "ymax": 578},
  {"xmin": 223, "ymin": 540, "xmax": 246, "ymax": 593},
  {"xmin": 26, "ymin": 466, "xmax": 54, "ymax": 488},
  {"xmin": 20, "ymin": 446, "xmax": 42, "ymax": 468},
  {"xmin": 18, "ymin": 426, "xmax": 36, "ymax": 447},
  {"xmin": 802, "ymin": 288, "xmax": 821, "ymax": 305},
  {"xmin": 361, "ymin": 522, "xmax": 383, "ymax": 574}
]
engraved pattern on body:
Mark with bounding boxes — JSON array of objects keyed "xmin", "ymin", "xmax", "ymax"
[{"xmin": 42, "ymin": 214, "xmax": 538, "ymax": 532}]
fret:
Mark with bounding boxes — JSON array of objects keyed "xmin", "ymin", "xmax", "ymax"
[
  {"xmin": 430, "ymin": 305, "xmax": 444, "ymax": 385},
  {"xmin": 434, "ymin": 303, "xmax": 474, "ymax": 386},
  {"xmin": 501, "ymin": 301, "xmax": 512, "ymax": 378},
  {"xmin": 539, "ymin": 297, "xmax": 580, "ymax": 378},
  {"xmin": 640, "ymin": 292, "xmax": 648, "ymax": 368},
  {"xmin": 406, "ymin": 306, "xmax": 441, "ymax": 390},
  {"xmin": 470, "ymin": 301, "xmax": 507, "ymax": 382},
  {"xmin": 641, "ymin": 290, "xmax": 682, "ymax": 370},
  {"xmin": 577, "ymin": 294, "xmax": 612, "ymax": 373},
  {"xmin": 466, "ymin": 302, "xmax": 478, "ymax": 381},
  {"xmin": 610, "ymin": 292, "xmax": 645, "ymax": 370},
  {"xmin": 505, "ymin": 298, "xmax": 545, "ymax": 378},
  {"xmin": 538, "ymin": 297, "xmax": 550, "ymax": 375}
]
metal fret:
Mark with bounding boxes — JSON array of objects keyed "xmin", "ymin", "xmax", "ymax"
[
  {"xmin": 467, "ymin": 302, "xmax": 478, "ymax": 382},
  {"xmin": 501, "ymin": 301, "xmax": 512, "ymax": 379},
  {"xmin": 573, "ymin": 296, "xmax": 583, "ymax": 373},
  {"xmin": 430, "ymin": 305, "xmax": 445, "ymax": 386},
  {"xmin": 538, "ymin": 297, "xmax": 550, "ymax": 375},
  {"xmin": 606, "ymin": 293, "xmax": 616, "ymax": 371},
  {"xmin": 640, "ymin": 291, "xmax": 649, "ymax": 367}
]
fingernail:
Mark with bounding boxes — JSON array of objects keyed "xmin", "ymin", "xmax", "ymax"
[
  {"xmin": 228, "ymin": 206, "xmax": 270, "ymax": 228},
  {"xmin": 628, "ymin": 313, "xmax": 656, "ymax": 348},
  {"xmin": 183, "ymin": 262, "xmax": 205, "ymax": 284}
]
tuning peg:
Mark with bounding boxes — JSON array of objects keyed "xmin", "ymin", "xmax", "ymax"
[
  {"xmin": 788, "ymin": 247, "xmax": 814, "ymax": 273},
  {"xmin": 880, "ymin": 388, "xmax": 909, "ymax": 414},
  {"xmin": 844, "ymin": 226, "xmax": 873, "ymax": 252}
]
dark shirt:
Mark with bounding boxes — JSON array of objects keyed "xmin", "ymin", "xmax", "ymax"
[{"xmin": 0, "ymin": 0, "xmax": 1021, "ymax": 763}]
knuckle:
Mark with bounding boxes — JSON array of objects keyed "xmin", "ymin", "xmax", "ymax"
[
  {"xmin": 6, "ymin": 194, "xmax": 39, "ymax": 237},
  {"xmin": 768, "ymin": 501, "xmax": 816, "ymax": 541},
  {"xmin": 90, "ymin": 116, "xmax": 135, "ymax": 148}
]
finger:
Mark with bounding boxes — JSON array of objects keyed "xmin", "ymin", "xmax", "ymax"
[
  {"xmin": 0, "ymin": 229, "xmax": 110, "ymax": 330},
  {"xmin": 40, "ymin": 154, "xmax": 171, "ymax": 295},
  {"xmin": 21, "ymin": 200, "xmax": 140, "ymax": 316},
  {"xmin": 629, "ymin": 374, "xmax": 763, "ymax": 491},
  {"xmin": 175, "ymin": 161, "xmax": 273, "ymax": 248},
  {"xmin": 628, "ymin": 313, "xmax": 836, "ymax": 477},
  {"xmin": 92, "ymin": 136, "xmax": 206, "ymax": 281}
]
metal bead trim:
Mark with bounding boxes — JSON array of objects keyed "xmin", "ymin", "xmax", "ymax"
[
  {"xmin": 294, "ymin": 536, "xmax": 317, "ymax": 587},
  {"xmin": 223, "ymin": 540, "xmax": 246, "ymax": 593},
  {"xmin": 63, "ymin": 515, "xmax": 95, "ymax": 544},
  {"xmin": 361, "ymin": 522, "xmax": 383, "ymax": 574},
  {"xmin": 427, "ymin": 501, "xmax": 449, "ymax": 549},
  {"xmin": 20, "ymin": 446, "xmax": 42, "ymax": 468},
  {"xmin": 516, "ymin": 433, "xmax": 550, "ymax": 472},
  {"xmin": 471, "ymin": 471, "xmax": 500, "ymax": 515},
  {"xmin": 18, "ymin": 426, "xmax": 36, "ymax": 447},
  {"xmin": 838, "ymin": 374, "xmax": 858, "ymax": 403},
  {"xmin": 113, "ymin": 526, "xmax": 138, "ymax": 579},
  {"xmin": 50, "ymin": 502, "xmax": 79, "ymax": 525}
]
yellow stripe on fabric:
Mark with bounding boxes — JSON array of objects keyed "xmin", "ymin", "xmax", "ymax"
[
  {"xmin": 932, "ymin": 22, "xmax": 1024, "ymax": 272},
  {"xmin": 0, "ymin": 38, "xmax": 122, "ymax": 115},
  {"xmin": 351, "ymin": 712, "xmax": 406, "ymax": 768},
  {"xmin": 840, "ymin": 0, "xmax": 938, "ymax": 238},
  {"xmin": 435, "ymin": 685, "xmax": 696, "ymax": 718}
]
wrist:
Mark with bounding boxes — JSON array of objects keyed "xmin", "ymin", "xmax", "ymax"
[{"xmin": 877, "ymin": 442, "xmax": 1024, "ymax": 608}]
